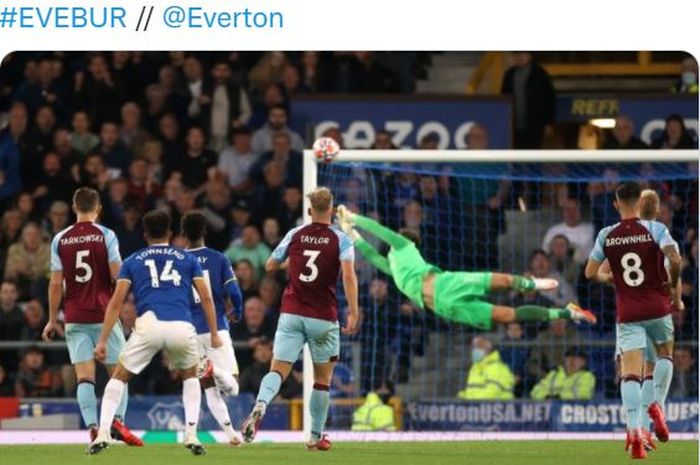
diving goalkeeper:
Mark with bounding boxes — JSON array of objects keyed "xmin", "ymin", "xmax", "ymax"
[{"xmin": 337, "ymin": 206, "xmax": 596, "ymax": 329}]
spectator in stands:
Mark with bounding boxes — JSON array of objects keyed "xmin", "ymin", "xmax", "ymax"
[
  {"xmin": 19, "ymin": 299, "xmax": 46, "ymax": 341},
  {"xmin": 225, "ymin": 225, "xmax": 272, "ymax": 279},
  {"xmin": 4, "ymin": 222, "xmax": 50, "ymax": 297},
  {"xmin": 96, "ymin": 121, "xmax": 132, "ymax": 176},
  {"xmin": 141, "ymin": 139, "xmax": 164, "ymax": 184},
  {"xmin": 330, "ymin": 361, "xmax": 357, "ymax": 399},
  {"xmin": 300, "ymin": 51, "xmax": 332, "ymax": 93},
  {"xmin": 52, "ymin": 128, "xmax": 81, "ymax": 182},
  {"xmin": 248, "ymin": 52, "xmax": 288, "ymax": 91},
  {"xmin": 501, "ymin": 52, "xmax": 556, "ymax": 149},
  {"xmin": 352, "ymin": 380, "xmax": 397, "ymax": 431},
  {"xmin": 282, "ymin": 64, "xmax": 310, "ymax": 95},
  {"xmin": 0, "ymin": 363, "xmax": 14, "ymax": 396},
  {"xmin": 671, "ymin": 56, "xmax": 698, "ymax": 94},
  {"xmin": 262, "ymin": 217, "xmax": 282, "ymax": 250},
  {"xmin": 259, "ymin": 276, "xmax": 282, "ymax": 315},
  {"xmin": 251, "ymin": 105, "xmax": 305, "ymax": 154},
  {"xmin": 119, "ymin": 102, "xmax": 152, "ymax": 155},
  {"xmin": 45, "ymin": 201, "xmax": 70, "ymax": 238},
  {"xmin": 252, "ymin": 132, "xmax": 304, "ymax": 192},
  {"xmin": 182, "ymin": 55, "xmax": 206, "ymax": 124},
  {"xmin": 175, "ymin": 126, "xmax": 218, "ymax": 191},
  {"xmin": 253, "ymin": 162, "xmax": 287, "ymax": 222},
  {"xmin": 32, "ymin": 105, "xmax": 57, "ymax": 157},
  {"xmin": 526, "ymin": 320, "xmax": 582, "ymax": 381},
  {"xmin": 541, "ymin": 198, "xmax": 594, "ymax": 264},
  {"xmin": 69, "ymin": 111, "xmax": 99, "ymax": 156},
  {"xmin": 33, "ymin": 152, "xmax": 75, "ymax": 210},
  {"xmin": 74, "ymin": 53, "xmax": 126, "ymax": 129},
  {"xmin": 200, "ymin": 178, "xmax": 232, "ymax": 251},
  {"xmin": 79, "ymin": 153, "xmax": 110, "ymax": 192},
  {"xmin": 528, "ymin": 249, "xmax": 577, "ymax": 307},
  {"xmin": 547, "ymin": 234, "xmax": 580, "ymax": 288},
  {"xmin": 371, "ymin": 130, "xmax": 396, "ymax": 149},
  {"xmin": 200, "ymin": 61, "xmax": 252, "ymax": 151},
  {"xmin": 466, "ymin": 123, "xmax": 489, "ymax": 150},
  {"xmin": 217, "ymin": 127, "xmax": 259, "ymax": 194},
  {"xmin": 278, "ymin": 186, "xmax": 303, "ymax": 231},
  {"xmin": 0, "ymin": 281, "xmax": 24, "ymax": 371},
  {"xmin": 114, "ymin": 201, "xmax": 146, "ymax": 258},
  {"xmin": 530, "ymin": 348, "xmax": 595, "ymax": 400},
  {"xmin": 457, "ymin": 336, "xmax": 515, "ymax": 400},
  {"xmin": 17, "ymin": 192, "xmax": 39, "ymax": 225},
  {"xmin": 0, "ymin": 133, "xmax": 22, "ymax": 206},
  {"xmin": 337, "ymin": 52, "xmax": 399, "ymax": 93},
  {"xmin": 651, "ymin": 114, "xmax": 698, "ymax": 149},
  {"xmin": 126, "ymin": 158, "xmax": 160, "ymax": 207},
  {"xmin": 602, "ymin": 116, "xmax": 649, "ymax": 149},
  {"xmin": 2, "ymin": 103, "xmax": 41, "ymax": 184},
  {"xmin": 247, "ymin": 83, "xmax": 288, "ymax": 131},
  {"xmin": 1, "ymin": 209, "xmax": 23, "ymax": 250},
  {"xmin": 234, "ymin": 259, "xmax": 259, "ymax": 301},
  {"xmin": 669, "ymin": 346, "xmax": 698, "ymax": 398},
  {"xmin": 229, "ymin": 199, "xmax": 252, "ymax": 243},
  {"xmin": 230, "ymin": 297, "xmax": 276, "ymax": 368},
  {"xmin": 499, "ymin": 323, "xmax": 530, "ymax": 398},
  {"xmin": 119, "ymin": 295, "xmax": 137, "ymax": 338},
  {"xmin": 14, "ymin": 346, "xmax": 63, "ymax": 397},
  {"xmin": 239, "ymin": 338, "xmax": 274, "ymax": 394},
  {"xmin": 13, "ymin": 57, "xmax": 65, "ymax": 117}
]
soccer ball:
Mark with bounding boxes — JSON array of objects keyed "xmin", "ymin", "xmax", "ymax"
[{"xmin": 312, "ymin": 137, "xmax": 340, "ymax": 163}]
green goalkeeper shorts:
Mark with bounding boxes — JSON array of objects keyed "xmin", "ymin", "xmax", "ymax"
[{"xmin": 433, "ymin": 271, "xmax": 494, "ymax": 330}]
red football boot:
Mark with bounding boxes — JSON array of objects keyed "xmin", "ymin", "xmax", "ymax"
[
  {"xmin": 111, "ymin": 419, "xmax": 144, "ymax": 446},
  {"xmin": 641, "ymin": 429, "xmax": 657, "ymax": 451},
  {"xmin": 305, "ymin": 434, "xmax": 331, "ymax": 451},
  {"xmin": 89, "ymin": 425, "xmax": 98, "ymax": 443},
  {"xmin": 630, "ymin": 429, "xmax": 647, "ymax": 460},
  {"xmin": 647, "ymin": 402, "xmax": 669, "ymax": 442}
]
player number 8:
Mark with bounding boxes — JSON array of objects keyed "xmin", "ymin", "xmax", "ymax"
[{"xmin": 621, "ymin": 252, "xmax": 645, "ymax": 287}]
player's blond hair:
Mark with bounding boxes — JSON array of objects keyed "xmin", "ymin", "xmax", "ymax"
[
  {"xmin": 307, "ymin": 187, "xmax": 334, "ymax": 213},
  {"xmin": 639, "ymin": 189, "xmax": 660, "ymax": 220}
]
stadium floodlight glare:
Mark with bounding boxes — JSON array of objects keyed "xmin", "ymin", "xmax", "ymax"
[
  {"xmin": 301, "ymin": 148, "xmax": 698, "ymax": 441},
  {"xmin": 589, "ymin": 118, "xmax": 617, "ymax": 129}
]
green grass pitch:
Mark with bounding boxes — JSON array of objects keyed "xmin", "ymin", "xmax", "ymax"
[{"xmin": 0, "ymin": 442, "xmax": 697, "ymax": 465}]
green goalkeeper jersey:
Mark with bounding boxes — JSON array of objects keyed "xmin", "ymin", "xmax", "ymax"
[{"xmin": 356, "ymin": 238, "xmax": 440, "ymax": 308}]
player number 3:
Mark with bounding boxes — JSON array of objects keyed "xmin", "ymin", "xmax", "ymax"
[
  {"xmin": 299, "ymin": 249, "xmax": 321, "ymax": 282},
  {"xmin": 621, "ymin": 252, "xmax": 645, "ymax": 287}
]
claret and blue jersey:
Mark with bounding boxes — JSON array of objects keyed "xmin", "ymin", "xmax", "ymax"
[
  {"xmin": 590, "ymin": 218, "xmax": 678, "ymax": 323},
  {"xmin": 187, "ymin": 246, "xmax": 242, "ymax": 335},
  {"xmin": 117, "ymin": 244, "xmax": 203, "ymax": 323}
]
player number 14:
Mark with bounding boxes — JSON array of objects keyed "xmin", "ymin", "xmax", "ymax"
[{"xmin": 144, "ymin": 259, "xmax": 182, "ymax": 287}]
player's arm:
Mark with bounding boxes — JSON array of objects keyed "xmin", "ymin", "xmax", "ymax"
[
  {"xmin": 339, "ymin": 231, "xmax": 360, "ymax": 336},
  {"xmin": 104, "ymin": 227, "xmax": 123, "ymax": 282},
  {"xmin": 43, "ymin": 236, "xmax": 65, "ymax": 341},
  {"xmin": 94, "ymin": 279, "xmax": 131, "ymax": 362},
  {"xmin": 337, "ymin": 206, "xmax": 411, "ymax": 250},
  {"xmin": 43, "ymin": 271, "xmax": 65, "ymax": 341},
  {"xmin": 585, "ymin": 228, "xmax": 608, "ymax": 283},
  {"xmin": 224, "ymin": 278, "xmax": 243, "ymax": 321},
  {"xmin": 353, "ymin": 231, "xmax": 392, "ymax": 276},
  {"xmin": 266, "ymin": 228, "xmax": 295, "ymax": 272},
  {"xmin": 663, "ymin": 244, "xmax": 682, "ymax": 308},
  {"xmin": 193, "ymin": 277, "xmax": 223, "ymax": 348}
]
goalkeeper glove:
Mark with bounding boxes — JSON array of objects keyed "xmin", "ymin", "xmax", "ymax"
[{"xmin": 349, "ymin": 228, "xmax": 363, "ymax": 243}]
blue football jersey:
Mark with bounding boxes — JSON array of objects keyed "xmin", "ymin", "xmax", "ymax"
[
  {"xmin": 187, "ymin": 247, "xmax": 237, "ymax": 334},
  {"xmin": 118, "ymin": 245, "xmax": 203, "ymax": 322}
]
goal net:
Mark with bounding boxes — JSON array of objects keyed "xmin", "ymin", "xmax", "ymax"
[{"xmin": 303, "ymin": 149, "xmax": 698, "ymax": 433}]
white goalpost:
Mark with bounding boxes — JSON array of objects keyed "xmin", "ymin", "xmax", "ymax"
[{"xmin": 300, "ymin": 148, "xmax": 698, "ymax": 441}]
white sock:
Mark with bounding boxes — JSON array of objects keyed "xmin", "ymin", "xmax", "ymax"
[
  {"xmin": 98, "ymin": 379, "xmax": 125, "ymax": 438},
  {"xmin": 183, "ymin": 378, "xmax": 202, "ymax": 439},
  {"xmin": 205, "ymin": 387, "xmax": 237, "ymax": 441},
  {"xmin": 214, "ymin": 367, "xmax": 240, "ymax": 396}
]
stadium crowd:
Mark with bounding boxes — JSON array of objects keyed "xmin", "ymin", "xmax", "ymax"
[{"xmin": 0, "ymin": 52, "xmax": 697, "ymax": 401}]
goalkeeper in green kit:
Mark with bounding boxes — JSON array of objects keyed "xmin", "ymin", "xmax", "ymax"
[{"xmin": 336, "ymin": 206, "xmax": 597, "ymax": 329}]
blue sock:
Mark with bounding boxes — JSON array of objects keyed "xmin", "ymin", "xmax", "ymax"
[
  {"xmin": 310, "ymin": 384, "xmax": 330, "ymax": 441},
  {"xmin": 76, "ymin": 380, "xmax": 97, "ymax": 427},
  {"xmin": 115, "ymin": 383, "xmax": 129, "ymax": 421},
  {"xmin": 653, "ymin": 357, "xmax": 673, "ymax": 407},
  {"xmin": 256, "ymin": 372, "xmax": 282, "ymax": 405},
  {"xmin": 639, "ymin": 377, "xmax": 654, "ymax": 431},
  {"xmin": 621, "ymin": 377, "xmax": 642, "ymax": 431}
]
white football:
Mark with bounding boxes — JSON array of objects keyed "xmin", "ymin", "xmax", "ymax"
[{"xmin": 312, "ymin": 137, "xmax": 340, "ymax": 163}]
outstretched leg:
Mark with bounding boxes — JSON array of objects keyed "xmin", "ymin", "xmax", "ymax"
[
  {"xmin": 492, "ymin": 304, "xmax": 596, "ymax": 324},
  {"xmin": 490, "ymin": 273, "xmax": 558, "ymax": 293}
]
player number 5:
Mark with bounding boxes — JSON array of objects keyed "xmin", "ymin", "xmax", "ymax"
[
  {"xmin": 75, "ymin": 250, "xmax": 93, "ymax": 283},
  {"xmin": 621, "ymin": 252, "xmax": 645, "ymax": 287},
  {"xmin": 299, "ymin": 250, "xmax": 321, "ymax": 283}
]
